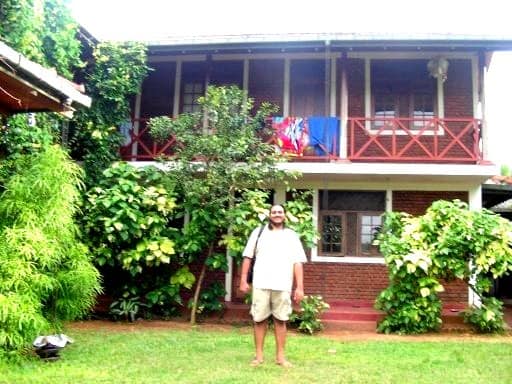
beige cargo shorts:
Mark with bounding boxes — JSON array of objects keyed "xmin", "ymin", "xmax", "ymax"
[{"xmin": 250, "ymin": 288, "xmax": 292, "ymax": 322}]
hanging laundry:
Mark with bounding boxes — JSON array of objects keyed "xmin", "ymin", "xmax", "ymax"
[
  {"xmin": 308, "ymin": 116, "xmax": 340, "ymax": 156},
  {"xmin": 271, "ymin": 117, "xmax": 309, "ymax": 156}
]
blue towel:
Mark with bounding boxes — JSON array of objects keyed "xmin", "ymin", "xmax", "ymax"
[{"xmin": 308, "ymin": 117, "xmax": 340, "ymax": 156}]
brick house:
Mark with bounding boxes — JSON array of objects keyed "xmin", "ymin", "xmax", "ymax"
[{"xmin": 120, "ymin": 33, "xmax": 512, "ymax": 307}]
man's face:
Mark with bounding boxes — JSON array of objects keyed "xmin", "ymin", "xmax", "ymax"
[{"xmin": 269, "ymin": 205, "xmax": 285, "ymax": 225}]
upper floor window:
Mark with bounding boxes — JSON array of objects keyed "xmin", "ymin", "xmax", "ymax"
[
  {"xmin": 412, "ymin": 93, "xmax": 435, "ymax": 128},
  {"xmin": 182, "ymin": 82, "xmax": 203, "ymax": 113},
  {"xmin": 371, "ymin": 60, "xmax": 437, "ymax": 133},
  {"xmin": 181, "ymin": 61, "xmax": 206, "ymax": 114}
]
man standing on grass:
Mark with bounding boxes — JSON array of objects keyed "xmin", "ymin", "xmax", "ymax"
[{"xmin": 238, "ymin": 204, "xmax": 306, "ymax": 368}]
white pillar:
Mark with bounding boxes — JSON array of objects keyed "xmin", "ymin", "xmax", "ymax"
[
  {"xmin": 340, "ymin": 56, "xmax": 348, "ymax": 158},
  {"xmin": 283, "ymin": 58, "xmax": 290, "ymax": 116},
  {"xmin": 330, "ymin": 57, "xmax": 337, "ymax": 117},
  {"xmin": 173, "ymin": 60, "xmax": 182, "ymax": 117},
  {"xmin": 132, "ymin": 92, "xmax": 142, "ymax": 159},
  {"xmin": 468, "ymin": 184, "xmax": 482, "ymax": 307}
]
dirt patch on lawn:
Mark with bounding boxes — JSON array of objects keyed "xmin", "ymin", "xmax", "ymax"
[{"xmin": 67, "ymin": 319, "xmax": 512, "ymax": 343}]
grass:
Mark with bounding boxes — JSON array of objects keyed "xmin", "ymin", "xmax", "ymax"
[{"xmin": 1, "ymin": 322, "xmax": 511, "ymax": 384}]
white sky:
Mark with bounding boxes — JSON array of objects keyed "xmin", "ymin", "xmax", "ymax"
[{"xmin": 68, "ymin": 0, "xmax": 512, "ymax": 165}]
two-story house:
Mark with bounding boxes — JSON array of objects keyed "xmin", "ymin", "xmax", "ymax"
[{"xmin": 121, "ymin": 33, "xmax": 512, "ymax": 308}]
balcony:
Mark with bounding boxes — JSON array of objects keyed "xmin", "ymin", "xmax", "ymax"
[
  {"xmin": 119, "ymin": 117, "xmax": 483, "ymax": 164},
  {"xmin": 348, "ymin": 117, "xmax": 482, "ymax": 163}
]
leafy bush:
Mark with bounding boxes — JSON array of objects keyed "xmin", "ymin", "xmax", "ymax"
[
  {"xmin": 81, "ymin": 162, "xmax": 178, "ymax": 275},
  {"xmin": 290, "ymin": 295, "xmax": 330, "ymax": 334},
  {"xmin": 70, "ymin": 42, "xmax": 149, "ymax": 186},
  {"xmin": 0, "ymin": 146, "xmax": 101, "ymax": 353},
  {"xmin": 81, "ymin": 162, "xmax": 196, "ymax": 317},
  {"xmin": 188, "ymin": 281, "xmax": 227, "ymax": 315},
  {"xmin": 375, "ymin": 200, "xmax": 512, "ymax": 334},
  {"xmin": 463, "ymin": 297, "xmax": 505, "ymax": 333},
  {"xmin": 109, "ymin": 286, "xmax": 147, "ymax": 322}
]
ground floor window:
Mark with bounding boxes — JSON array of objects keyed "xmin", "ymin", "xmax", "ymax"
[{"xmin": 319, "ymin": 190, "xmax": 385, "ymax": 257}]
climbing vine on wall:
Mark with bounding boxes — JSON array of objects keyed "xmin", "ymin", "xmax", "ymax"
[
  {"xmin": 0, "ymin": 1, "xmax": 149, "ymax": 186},
  {"xmin": 70, "ymin": 42, "xmax": 149, "ymax": 185},
  {"xmin": 0, "ymin": 0, "xmax": 83, "ymax": 78}
]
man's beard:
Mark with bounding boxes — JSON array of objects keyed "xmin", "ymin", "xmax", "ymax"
[{"xmin": 269, "ymin": 218, "xmax": 284, "ymax": 228}]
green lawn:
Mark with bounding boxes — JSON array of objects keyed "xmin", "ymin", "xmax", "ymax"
[{"xmin": 1, "ymin": 323, "xmax": 511, "ymax": 384}]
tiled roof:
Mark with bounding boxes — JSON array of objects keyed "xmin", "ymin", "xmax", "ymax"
[{"xmin": 488, "ymin": 175, "xmax": 512, "ymax": 185}]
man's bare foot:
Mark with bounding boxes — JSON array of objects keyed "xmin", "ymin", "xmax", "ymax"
[
  {"xmin": 276, "ymin": 360, "xmax": 293, "ymax": 368},
  {"xmin": 250, "ymin": 358, "xmax": 264, "ymax": 367}
]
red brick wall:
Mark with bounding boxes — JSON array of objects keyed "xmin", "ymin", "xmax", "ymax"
[
  {"xmin": 303, "ymin": 262, "xmax": 388, "ymax": 302},
  {"xmin": 347, "ymin": 59, "xmax": 365, "ymax": 117},
  {"xmin": 302, "ymin": 263, "xmax": 468, "ymax": 304},
  {"xmin": 444, "ymin": 60, "xmax": 473, "ymax": 118},
  {"xmin": 439, "ymin": 280, "xmax": 468, "ymax": 304},
  {"xmin": 392, "ymin": 190, "xmax": 468, "ymax": 216}
]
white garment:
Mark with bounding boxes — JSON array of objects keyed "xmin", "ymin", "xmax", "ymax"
[{"xmin": 243, "ymin": 226, "xmax": 306, "ymax": 292}]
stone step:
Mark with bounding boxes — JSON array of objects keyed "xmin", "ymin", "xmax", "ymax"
[{"xmin": 221, "ymin": 301, "xmax": 511, "ymax": 332}]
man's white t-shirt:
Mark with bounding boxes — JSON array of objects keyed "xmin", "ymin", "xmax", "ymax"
[{"xmin": 243, "ymin": 225, "xmax": 307, "ymax": 292}]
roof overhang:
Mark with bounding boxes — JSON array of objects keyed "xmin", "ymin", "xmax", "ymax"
[
  {"xmin": 145, "ymin": 32, "xmax": 512, "ymax": 56},
  {"xmin": 0, "ymin": 41, "xmax": 91, "ymax": 118},
  {"xmin": 482, "ymin": 183, "xmax": 512, "ymax": 209}
]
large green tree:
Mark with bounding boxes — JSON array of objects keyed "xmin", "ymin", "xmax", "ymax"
[
  {"xmin": 0, "ymin": 0, "xmax": 83, "ymax": 78},
  {"xmin": 149, "ymin": 86, "xmax": 297, "ymax": 324}
]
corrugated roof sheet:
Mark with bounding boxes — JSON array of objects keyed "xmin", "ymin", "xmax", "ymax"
[{"xmin": 145, "ymin": 32, "xmax": 512, "ymax": 48}]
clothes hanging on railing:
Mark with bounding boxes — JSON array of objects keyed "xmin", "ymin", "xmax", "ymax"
[
  {"xmin": 308, "ymin": 116, "xmax": 339, "ymax": 156},
  {"xmin": 271, "ymin": 116, "xmax": 340, "ymax": 157},
  {"xmin": 271, "ymin": 117, "xmax": 308, "ymax": 155}
]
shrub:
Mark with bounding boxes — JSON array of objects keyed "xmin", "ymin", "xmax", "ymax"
[
  {"xmin": 463, "ymin": 297, "xmax": 505, "ymax": 333},
  {"xmin": 188, "ymin": 282, "xmax": 226, "ymax": 315},
  {"xmin": 0, "ymin": 146, "xmax": 101, "ymax": 353},
  {"xmin": 290, "ymin": 295, "xmax": 330, "ymax": 334},
  {"xmin": 376, "ymin": 200, "xmax": 512, "ymax": 334}
]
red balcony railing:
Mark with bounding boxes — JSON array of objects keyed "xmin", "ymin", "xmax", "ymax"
[
  {"xmin": 119, "ymin": 117, "xmax": 483, "ymax": 164},
  {"xmin": 348, "ymin": 117, "xmax": 482, "ymax": 163},
  {"xmin": 119, "ymin": 118, "xmax": 178, "ymax": 161}
]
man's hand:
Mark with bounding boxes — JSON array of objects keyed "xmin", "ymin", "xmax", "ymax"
[
  {"xmin": 239, "ymin": 280, "xmax": 250, "ymax": 294},
  {"xmin": 239, "ymin": 257, "xmax": 252, "ymax": 294},
  {"xmin": 293, "ymin": 262, "xmax": 304, "ymax": 304},
  {"xmin": 293, "ymin": 287, "xmax": 304, "ymax": 304}
]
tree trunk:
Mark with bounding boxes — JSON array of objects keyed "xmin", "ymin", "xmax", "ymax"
[{"xmin": 190, "ymin": 243, "xmax": 214, "ymax": 325}]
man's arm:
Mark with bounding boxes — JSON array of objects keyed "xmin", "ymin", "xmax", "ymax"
[
  {"xmin": 293, "ymin": 262, "xmax": 304, "ymax": 303},
  {"xmin": 238, "ymin": 257, "xmax": 252, "ymax": 293}
]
